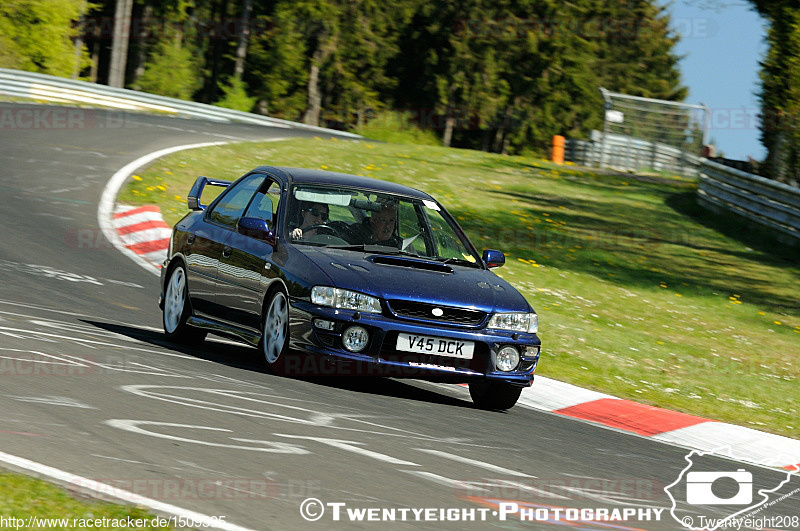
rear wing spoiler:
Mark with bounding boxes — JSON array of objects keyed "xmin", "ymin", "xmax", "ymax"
[{"xmin": 187, "ymin": 176, "xmax": 232, "ymax": 211}]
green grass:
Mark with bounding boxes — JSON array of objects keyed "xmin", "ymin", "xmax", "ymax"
[
  {"xmin": 0, "ymin": 472, "xmax": 169, "ymax": 529},
  {"xmin": 119, "ymin": 137, "xmax": 800, "ymax": 438}
]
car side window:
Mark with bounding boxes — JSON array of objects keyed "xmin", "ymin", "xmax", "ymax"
[
  {"xmin": 244, "ymin": 179, "xmax": 281, "ymax": 225},
  {"xmin": 207, "ymin": 173, "xmax": 265, "ymax": 228}
]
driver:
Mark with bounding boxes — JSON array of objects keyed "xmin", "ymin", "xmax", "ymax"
[
  {"xmin": 290, "ymin": 201, "xmax": 329, "ymax": 240},
  {"xmin": 351, "ymin": 200, "xmax": 402, "ymax": 247}
]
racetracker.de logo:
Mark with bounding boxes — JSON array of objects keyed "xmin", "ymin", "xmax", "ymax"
[{"xmin": 0, "ymin": 108, "xmax": 90, "ymax": 130}]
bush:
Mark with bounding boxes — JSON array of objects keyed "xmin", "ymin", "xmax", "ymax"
[
  {"xmin": 214, "ymin": 76, "xmax": 257, "ymax": 112},
  {"xmin": 354, "ymin": 111, "xmax": 441, "ymax": 146},
  {"xmin": 136, "ymin": 39, "xmax": 201, "ymax": 100}
]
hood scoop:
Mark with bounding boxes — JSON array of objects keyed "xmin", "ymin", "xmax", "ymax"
[{"xmin": 370, "ymin": 255, "xmax": 453, "ymax": 273}]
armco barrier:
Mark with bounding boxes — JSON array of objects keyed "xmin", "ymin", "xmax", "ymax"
[
  {"xmin": 565, "ymin": 131, "xmax": 799, "ymax": 244},
  {"xmin": 698, "ymin": 158, "xmax": 800, "ymax": 243},
  {"xmin": 0, "ymin": 68, "xmax": 361, "ymax": 138}
]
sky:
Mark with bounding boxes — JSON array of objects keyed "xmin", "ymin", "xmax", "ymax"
[{"xmin": 664, "ymin": 1, "xmax": 768, "ymax": 160}]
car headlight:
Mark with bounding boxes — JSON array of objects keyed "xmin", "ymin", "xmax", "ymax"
[
  {"xmin": 311, "ymin": 286, "xmax": 382, "ymax": 313},
  {"xmin": 488, "ymin": 312, "xmax": 538, "ymax": 334}
]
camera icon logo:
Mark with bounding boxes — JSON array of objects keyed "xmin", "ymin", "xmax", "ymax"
[{"xmin": 686, "ymin": 469, "xmax": 752, "ymax": 505}]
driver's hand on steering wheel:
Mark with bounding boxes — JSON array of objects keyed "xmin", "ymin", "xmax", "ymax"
[{"xmin": 290, "ymin": 228, "xmax": 303, "ymax": 240}]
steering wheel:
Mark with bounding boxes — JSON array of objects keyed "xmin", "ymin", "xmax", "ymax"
[{"xmin": 304, "ymin": 224, "xmax": 338, "ymax": 236}]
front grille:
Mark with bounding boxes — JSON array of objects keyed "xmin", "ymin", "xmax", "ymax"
[{"xmin": 387, "ymin": 300, "xmax": 487, "ymax": 327}]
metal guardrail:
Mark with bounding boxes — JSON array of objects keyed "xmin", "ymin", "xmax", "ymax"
[
  {"xmin": 698, "ymin": 158, "xmax": 800, "ymax": 243},
  {"xmin": 566, "ymin": 132, "xmax": 701, "ymax": 177},
  {"xmin": 565, "ymin": 131, "xmax": 799, "ymax": 244},
  {"xmin": 0, "ymin": 68, "xmax": 361, "ymax": 138}
]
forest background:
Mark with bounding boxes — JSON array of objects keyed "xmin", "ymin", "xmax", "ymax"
[{"xmin": 1, "ymin": 0, "xmax": 797, "ymax": 181}]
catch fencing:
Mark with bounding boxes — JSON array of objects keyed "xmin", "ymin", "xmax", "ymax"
[{"xmin": 566, "ymin": 131, "xmax": 701, "ymax": 177}]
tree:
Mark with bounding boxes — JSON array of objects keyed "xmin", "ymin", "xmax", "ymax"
[
  {"xmin": 246, "ymin": 7, "xmax": 310, "ymax": 119},
  {"xmin": 393, "ymin": 0, "xmax": 512, "ymax": 149},
  {"xmin": 0, "ymin": 0, "xmax": 91, "ymax": 77},
  {"xmin": 215, "ymin": 75, "xmax": 256, "ymax": 111},
  {"xmin": 133, "ymin": 1, "xmax": 203, "ymax": 100},
  {"xmin": 750, "ymin": 1, "xmax": 800, "ymax": 184},
  {"xmin": 136, "ymin": 38, "xmax": 202, "ymax": 99}
]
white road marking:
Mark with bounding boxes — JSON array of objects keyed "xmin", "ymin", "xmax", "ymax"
[
  {"xmin": 0, "ymin": 348, "xmax": 89, "ymax": 367},
  {"xmin": 92, "ymin": 454, "xmax": 181, "ymax": 470},
  {"xmin": 0, "ymin": 449, "xmax": 253, "ymax": 531},
  {"xmin": 119, "ymin": 385, "xmax": 490, "ymax": 444},
  {"xmin": 104, "ymin": 420, "xmax": 309, "ymax": 454},
  {"xmin": 0, "ymin": 258, "xmax": 103, "ymax": 286},
  {"xmin": 0, "ymin": 325, "xmax": 210, "ymax": 360},
  {"xmin": 0, "ymin": 331, "xmax": 58, "ymax": 342},
  {"xmin": 414, "ymin": 448, "xmax": 535, "ymax": 478},
  {"xmin": 270, "ymin": 434, "xmax": 419, "ymax": 466},
  {"xmin": 6, "ymin": 396, "xmax": 96, "ymax": 409},
  {"xmin": 101, "ymin": 279, "xmax": 144, "ymax": 288},
  {"xmin": 0, "ymin": 298, "xmax": 97, "ymax": 318}
]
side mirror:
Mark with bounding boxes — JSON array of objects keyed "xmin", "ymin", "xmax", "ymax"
[
  {"xmin": 238, "ymin": 217, "xmax": 276, "ymax": 245},
  {"xmin": 482, "ymin": 249, "xmax": 505, "ymax": 269}
]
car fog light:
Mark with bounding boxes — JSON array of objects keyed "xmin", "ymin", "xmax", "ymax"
[
  {"xmin": 496, "ymin": 346, "xmax": 520, "ymax": 372},
  {"xmin": 313, "ymin": 319, "xmax": 335, "ymax": 331},
  {"xmin": 342, "ymin": 326, "xmax": 369, "ymax": 352}
]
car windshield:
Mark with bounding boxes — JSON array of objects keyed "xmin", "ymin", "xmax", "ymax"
[{"xmin": 288, "ymin": 185, "xmax": 480, "ymax": 266}]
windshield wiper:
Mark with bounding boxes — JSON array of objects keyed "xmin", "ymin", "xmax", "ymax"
[
  {"xmin": 328, "ymin": 244, "xmax": 424, "ymax": 258},
  {"xmin": 439, "ymin": 257, "xmax": 481, "ymax": 267},
  {"xmin": 328, "ymin": 244, "xmax": 391, "ymax": 252}
]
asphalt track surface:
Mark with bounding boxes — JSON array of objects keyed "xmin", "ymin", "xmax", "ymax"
[{"xmin": 0, "ymin": 102, "xmax": 798, "ymax": 530}]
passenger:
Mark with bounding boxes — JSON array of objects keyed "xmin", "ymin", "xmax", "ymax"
[{"xmin": 290, "ymin": 201, "xmax": 329, "ymax": 240}]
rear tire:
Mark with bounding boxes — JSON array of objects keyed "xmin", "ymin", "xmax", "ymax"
[
  {"xmin": 469, "ymin": 381, "xmax": 522, "ymax": 410},
  {"xmin": 260, "ymin": 288, "xmax": 289, "ymax": 374},
  {"xmin": 162, "ymin": 264, "xmax": 206, "ymax": 344}
]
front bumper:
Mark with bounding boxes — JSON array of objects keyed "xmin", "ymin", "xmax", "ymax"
[{"xmin": 286, "ymin": 299, "xmax": 540, "ymax": 385}]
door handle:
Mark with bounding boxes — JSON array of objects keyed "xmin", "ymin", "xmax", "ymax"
[
  {"xmin": 222, "ymin": 246, "xmax": 232, "ymax": 258},
  {"xmin": 187, "ymin": 234, "xmax": 195, "ymax": 244}
]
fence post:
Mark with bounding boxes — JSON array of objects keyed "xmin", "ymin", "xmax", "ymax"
[
  {"xmin": 651, "ymin": 141, "xmax": 658, "ymax": 172},
  {"xmin": 551, "ymin": 135, "xmax": 565, "ymax": 164}
]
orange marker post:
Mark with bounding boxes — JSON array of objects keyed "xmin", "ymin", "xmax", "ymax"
[{"xmin": 551, "ymin": 135, "xmax": 565, "ymax": 164}]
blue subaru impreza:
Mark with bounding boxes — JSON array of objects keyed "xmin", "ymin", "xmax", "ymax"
[{"xmin": 160, "ymin": 166, "xmax": 541, "ymax": 410}]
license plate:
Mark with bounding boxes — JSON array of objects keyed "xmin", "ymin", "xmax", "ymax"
[{"xmin": 396, "ymin": 333, "xmax": 474, "ymax": 359}]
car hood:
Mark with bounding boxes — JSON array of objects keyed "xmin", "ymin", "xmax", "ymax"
[{"xmin": 297, "ymin": 246, "xmax": 532, "ymax": 314}]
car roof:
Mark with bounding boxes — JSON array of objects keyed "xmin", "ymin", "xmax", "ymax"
[{"xmin": 254, "ymin": 166, "xmax": 433, "ymax": 200}]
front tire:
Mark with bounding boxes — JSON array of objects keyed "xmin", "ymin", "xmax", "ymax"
[
  {"xmin": 261, "ymin": 289, "xmax": 289, "ymax": 374},
  {"xmin": 469, "ymin": 381, "xmax": 522, "ymax": 410},
  {"xmin": 162, "ymin": 263, "xmax": 205, "ymax": 344}
]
